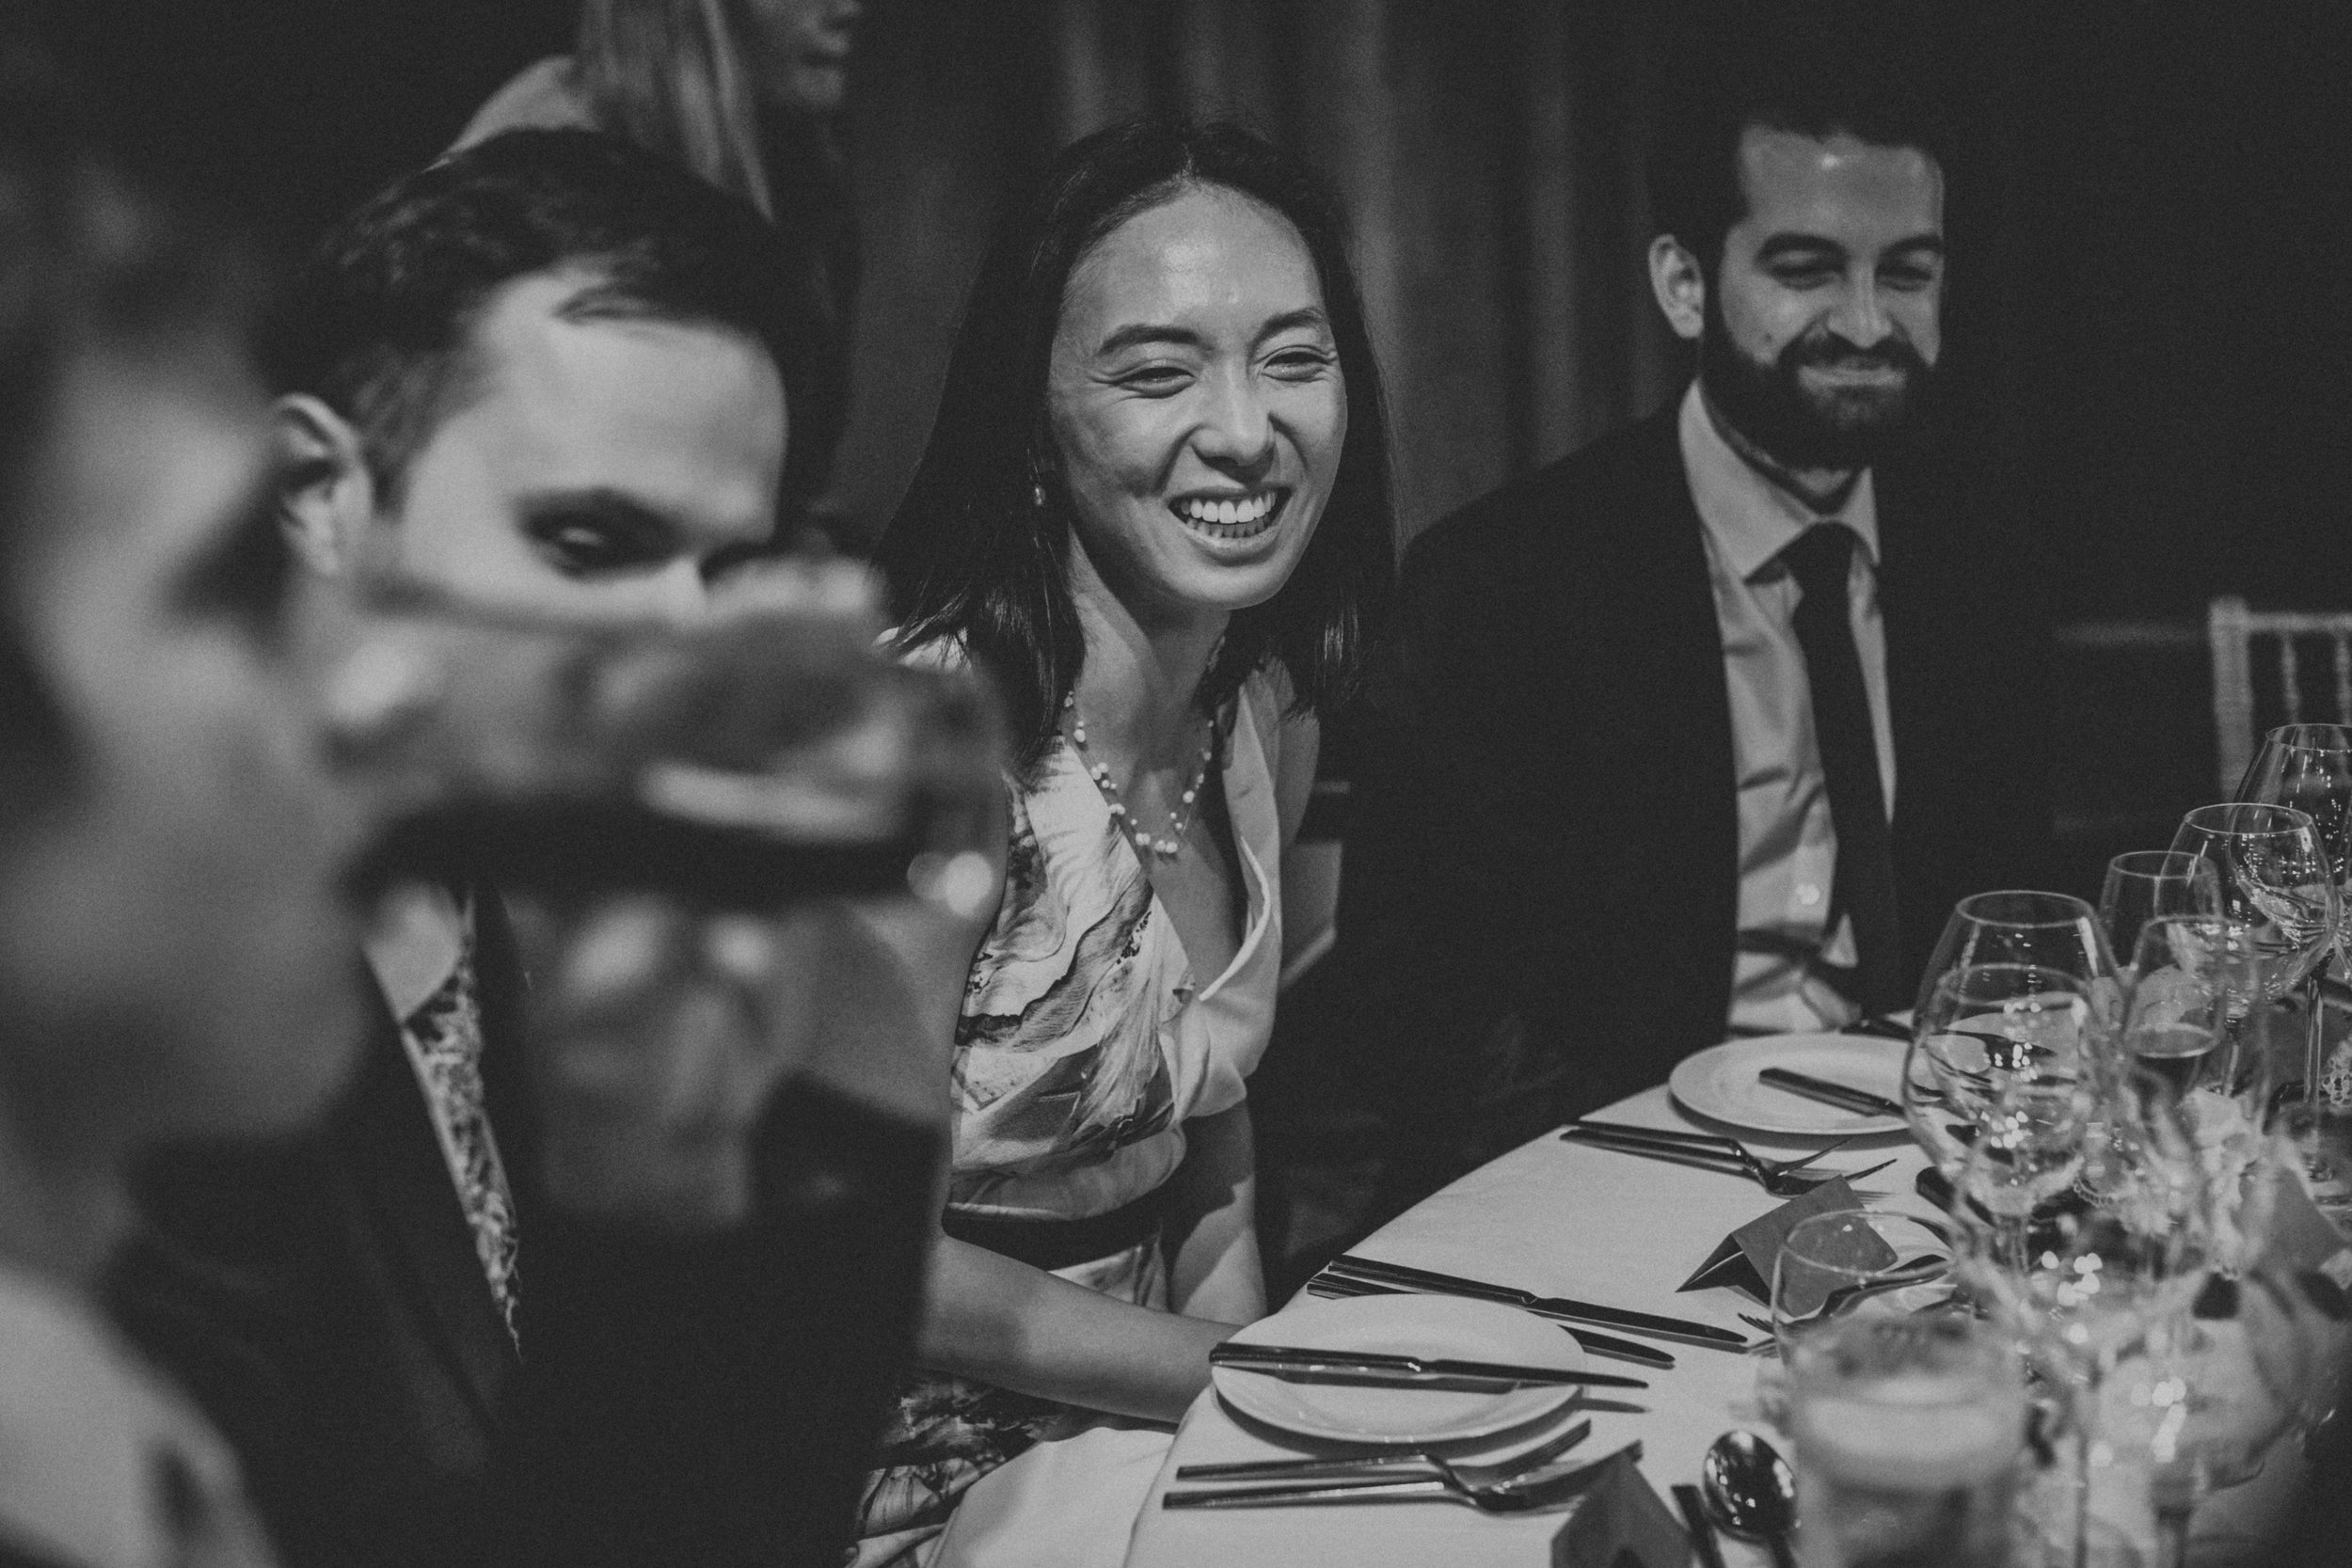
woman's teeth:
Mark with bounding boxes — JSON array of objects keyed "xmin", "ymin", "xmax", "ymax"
[{"xmin": 1175, "ymin": 492, "xmax": 1280, "ymax": 539}]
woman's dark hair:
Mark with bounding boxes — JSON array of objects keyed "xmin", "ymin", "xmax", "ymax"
[{"xmin": 876, "ymin": 119, "xmax": 1396, "ymax": 772}]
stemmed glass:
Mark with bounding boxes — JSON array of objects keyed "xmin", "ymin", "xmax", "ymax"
[
  {"xmin": 2098, "ymin": 851, "xmax": 2222, "ymax": 980},
  {"xmin": 1955, "ymin": 1135, "xmax": 2199, "ymax": 1568},
  {"xmin": 2169, "ymin": 803, "xmax": 2339, "ymax": 1107},
  {"xmin": 1905, "ymin": 892, "xmax": 2117, "ymax": 1182}
]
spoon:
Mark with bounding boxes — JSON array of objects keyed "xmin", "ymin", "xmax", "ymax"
[{"xmin": 1701, "ymin": 1430, "xmax": 1799, "ymax": 1568}]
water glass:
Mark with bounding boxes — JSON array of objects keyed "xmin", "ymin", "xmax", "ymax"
[
  {"xmin": 2169, "ymin": 804, "xmax": 2337, "ymax": 1010},
  {"xmin": 2098, "ymin": 851, "xmax": 2222, "ymax": 979},
  {"xmin": 1772, "ymin": 1210, "xmax": 1958, "ymax": 1350},
  {"xmin": 1784, "ymin": 1309, "xmax": 2027, "ymax": 1568}
]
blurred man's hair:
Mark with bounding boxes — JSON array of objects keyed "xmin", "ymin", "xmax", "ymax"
[
  {"xmin": 265, "ymin": 128, "xmax": 807, "ymax": 505},
  {"xmin": 0, "ymin": 16, "xmax": 256, "ymax": 778},
  {"xmin": 1647, "ymin": 2, "xmax": 1954, "ymax": 278}
]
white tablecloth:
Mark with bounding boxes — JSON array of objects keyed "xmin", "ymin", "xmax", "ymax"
[{"xmin": 1124, "ymin": 1085, "xmax": 2306, "ymax": 1567}]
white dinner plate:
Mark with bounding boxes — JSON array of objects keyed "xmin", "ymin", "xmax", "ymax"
[
  {"xmin": 1210, "ymin": 1293, "xmax": 1584, "ymax": 1446},
  {"xmin": 1668, "ymin": 1033, "xmax": 1909, "ymax": 1136}
]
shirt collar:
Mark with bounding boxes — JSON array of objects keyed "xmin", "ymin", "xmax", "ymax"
[
  {"xmin": 0, "ymin": 1261, "xmax": 241, "ymax": 1568},
  {"xmin": 1677, "ymin": 380, "xmax": 1881, "ymax": 583}
]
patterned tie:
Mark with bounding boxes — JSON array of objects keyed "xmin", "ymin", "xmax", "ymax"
[
  {"xmin": 400, "ymin": 929, "xmax": 521, "ymax": 1344},
  {"xmin": 1782, "ymin": 523, "xmax": 1905, "ymax": 1013}
]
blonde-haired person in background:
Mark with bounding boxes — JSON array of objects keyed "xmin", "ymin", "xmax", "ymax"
[{"xmin": 458, "ymin": 0, "xmax": 864, "ymax": 540}]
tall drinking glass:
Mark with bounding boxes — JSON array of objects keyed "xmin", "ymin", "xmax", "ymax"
[
  {"xmin": 1782, "ymin": 1309, "xmax": 2027, "ymax": 1568},
  {"xmin": 2098, "ymin": 851, "xmax": 2222, "ymax": 979}
]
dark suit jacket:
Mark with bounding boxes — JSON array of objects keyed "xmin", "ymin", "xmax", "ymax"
[
  {"xmin": 108, "ymin": 894, "xmax": 941, "ymax": 1568},
  {"xmin": 1334, "ymin": 403, "xmax": 2053, "ymax": 1206}
]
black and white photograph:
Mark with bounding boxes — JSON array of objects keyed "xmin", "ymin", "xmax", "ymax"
[{"xmin": 1, "ymin": 3, "xmax": 2348, "ymax": 1565}]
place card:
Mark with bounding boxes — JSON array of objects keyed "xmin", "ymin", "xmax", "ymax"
[
  {"xmin": 1549, "ymin": 1448, "xmax": 1689, "ymax": 1568},
  {"xmin": 1675, "ymin": 1177, "xmax": 1881, "ymax": 1306}
]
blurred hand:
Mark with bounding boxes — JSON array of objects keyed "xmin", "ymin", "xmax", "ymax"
[{"xmin": 334, "ymin": 553, "xmax": 1008, "ymax": 1228}]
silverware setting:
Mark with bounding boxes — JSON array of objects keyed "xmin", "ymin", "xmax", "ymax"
[
  {"xmin": 1316, "ymin": 1253, "xmax": 1754, "ymax": 1352},
  {"xmin": 1672, "ymin": 1481, "xmax": 1728, "ymax": 1568},
  {"xmin": 1559, "ymin": 1121, "xmax": 1894, "ymax": 1196},
  {"xmin": 1566, "ymin": 1118, "xmax": 1854, "ymax": 1189},
  {"xmin": 1756, "ymin": 1067, "xmax": 1905, "ymax": 1118},
  {"xmin": 1701, "ymin": 1431, "xmax": 1801, "ymax": 1568},
  {"xmin": 1174, "ymin": 1416, "xmax": 1591, "ymax": 1485},
  {"xmin": 1163, "ymin": 1439, "xmax": 1641, "ymax": 1513},
  {"xmin": 1298, "ymin": 1270, "xmax": 1677, "ymax": 1370},
  {"xmin": 1209, "ymin": 1341, "xmax": 1648, "ymax": 1391}
]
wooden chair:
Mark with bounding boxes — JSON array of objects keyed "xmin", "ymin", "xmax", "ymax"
[{"xmin": 2208, "ymin": 595, "xmax": 2352, "ymax": 793}]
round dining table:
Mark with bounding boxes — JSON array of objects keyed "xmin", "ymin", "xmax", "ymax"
[{"xmin": 1121, "ymin": 1082, "xmax": 2309, "ymax": 1567}]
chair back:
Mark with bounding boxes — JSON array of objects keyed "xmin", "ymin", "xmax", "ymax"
[{"xmin": 2208, "ymin": 595, "xmax": 2352, "ymax": 793}]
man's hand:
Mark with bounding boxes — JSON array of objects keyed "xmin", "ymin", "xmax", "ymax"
[{"xmin": 345, "ymin": 555, "xmax": 1007, "ymax": 1230}]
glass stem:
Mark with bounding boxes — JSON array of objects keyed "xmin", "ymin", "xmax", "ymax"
[{"xmin": 2303, "ymin": 959, "xmax": 2331, "ymax": 1116}]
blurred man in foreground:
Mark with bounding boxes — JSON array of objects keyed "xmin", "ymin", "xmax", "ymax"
[{"xmin": 83, "ymin": 130, "xmax": 998, "ymax": 1568}]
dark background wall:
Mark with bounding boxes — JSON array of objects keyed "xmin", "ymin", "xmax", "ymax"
[{"xmin": 60, "ymin": 0, "xmax": 2352, "ymax": 883}]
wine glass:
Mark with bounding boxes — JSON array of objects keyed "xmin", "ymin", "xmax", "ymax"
[
  {"xmin": 2098, "ymin": 851, "xmax": 2223, "ymax": 979},
  {"xmin": 1908, "ymin": 892, "xmax": 2117, "ymax": 1183},
  {"xmin": 2235, "ymin": 724, "xmax": 2352, "ymax": 946},
  {"xmin": 1917, "ymin": 891, "xmax": 2120, "ymax": 997},
  {"xmin": 1953, "ymin": 1141, "xmax": 2201, "ymax": 1568},
  {"xmin": 2233, "ymin": 725, "xmax": 2352, "ymax": 1113},
  {"xmin": 2169, "ymin": 804, "xmax": 2339, "ymax": 1105}
]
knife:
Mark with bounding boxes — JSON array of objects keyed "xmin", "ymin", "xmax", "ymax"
[
  {"xmin": 1304, "ymin": 1273, "xmax": 1677, "ymax": 1370},
  {"xmin": 1555, "ymin": 1126, "xmax": 1756, "ymax": 1177},
  {"xmin": 1209, "ymin": 1342, "xmax": 1648, "ymax": 1389},
  {"xmin": 1757, "ymin": 1066, "xmax": 1903, "ymax": 1117},
  {"xmin": 1326, "ymin": 1254, "xmax": 1752, "ymax": 1351}
]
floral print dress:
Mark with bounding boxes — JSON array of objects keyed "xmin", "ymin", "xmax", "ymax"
[{"xmin": 851, "ymin": 669, "xmax": 1288, "ymax": 1567}]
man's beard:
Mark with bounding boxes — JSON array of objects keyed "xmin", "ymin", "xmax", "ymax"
[{"xmin": 1698, "ymin": 295, "xmax": 1935, "ymax": 473}]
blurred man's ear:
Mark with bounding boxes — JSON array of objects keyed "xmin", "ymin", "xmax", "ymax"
[
  {"xmin": 273, "ymin": 394, "xmax": 376, "ymax": 578},
  {"xmin": 1647, "ymin": 234, "xmax": 1708, "ymax": 342}
]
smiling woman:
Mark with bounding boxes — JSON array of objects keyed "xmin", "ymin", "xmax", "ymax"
[{"xmin": 859, "ymin": 121, "xmax": 1394, "ymax": 1566}]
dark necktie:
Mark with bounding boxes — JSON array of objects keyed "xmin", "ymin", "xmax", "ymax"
[{"xmin": 1782, "ymin": 523, "xmax": 1905, "ymax": 1012}]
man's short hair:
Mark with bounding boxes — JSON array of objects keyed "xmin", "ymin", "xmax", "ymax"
[
  {"xmin": 265, "ymin": 129, "xmax": 807, "ymax": 502},
  {"xmin": 1647, "ymin": 4, "xmax": 1954, "ymax": 278}
]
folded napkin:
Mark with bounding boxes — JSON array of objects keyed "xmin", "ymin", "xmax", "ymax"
[
  {"xmin": 1549, "ymin": 1449, "xmax": 1690, "ymax": 1568},
  {"xmin": 1675, "ymin": 1177, "xmax": 1882, "ymax": 1307}
]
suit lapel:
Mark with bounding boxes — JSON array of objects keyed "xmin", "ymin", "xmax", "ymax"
[{"xmin": 341, "ymin": 969, "xmax": 516, "ymax": 1428}]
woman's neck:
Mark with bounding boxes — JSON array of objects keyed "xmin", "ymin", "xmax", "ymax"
[{"xmin": 1066, "ymin": 545, "xmax": 1229, "ymax": 768}]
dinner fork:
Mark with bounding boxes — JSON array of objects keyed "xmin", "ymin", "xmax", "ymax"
[
  {"xmin": 1566, "ymin": 1120, "xmax": 1855, "ymax": 1188},
  {"xmin": 1163, "ymin": 1441, "xmax": 1640, "ymax": 1513},
  {"xmin": 1175, "ymin": 1416, "xmax": 1591, "ymax": 1485},
  {"xmin": 1561, "ymin": 1125, "xmax": 1877, "ymax": 1196}
]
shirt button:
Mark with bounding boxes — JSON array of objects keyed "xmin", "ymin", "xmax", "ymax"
[{"xmin": 1795, "ymin": 882, "xmax": 1824, "ymax": 909}]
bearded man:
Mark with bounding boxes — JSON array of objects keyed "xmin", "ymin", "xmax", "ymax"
[{"xmin": 1333, "ymin": 34, "xmax": 2052, "ymax": 1208}]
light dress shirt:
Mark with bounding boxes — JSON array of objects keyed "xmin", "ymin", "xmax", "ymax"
[
  {"xmin": 0, "ymin": 1263, "xmax": 277, "ymax": 1567},
  {"xmin": 1677, "ymin": 381, "xmax": 1897, "ymax": 1037}
]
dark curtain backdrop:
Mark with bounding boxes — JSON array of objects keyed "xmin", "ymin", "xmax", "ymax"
[
  {"xmin": 52, "ymin": 0, "xmax": 2352, "ymax": 862},
  {"xmin": 834, "ymin": 0, "xmax": 2352, "ymax": 626},
  {"xmin": 58, "ymin": 0, "xmax": 2349, "ymax": 620}
]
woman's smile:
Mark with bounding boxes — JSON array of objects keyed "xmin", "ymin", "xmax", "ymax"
[{"xmin": 1172, "ymin": 486, "xmax": 1287, "ymax": 543}]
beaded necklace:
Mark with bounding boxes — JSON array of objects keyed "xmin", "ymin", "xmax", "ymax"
[{"xmin": 1062, "ymin": 691, "xmax": 1220, "ymax": 862}]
